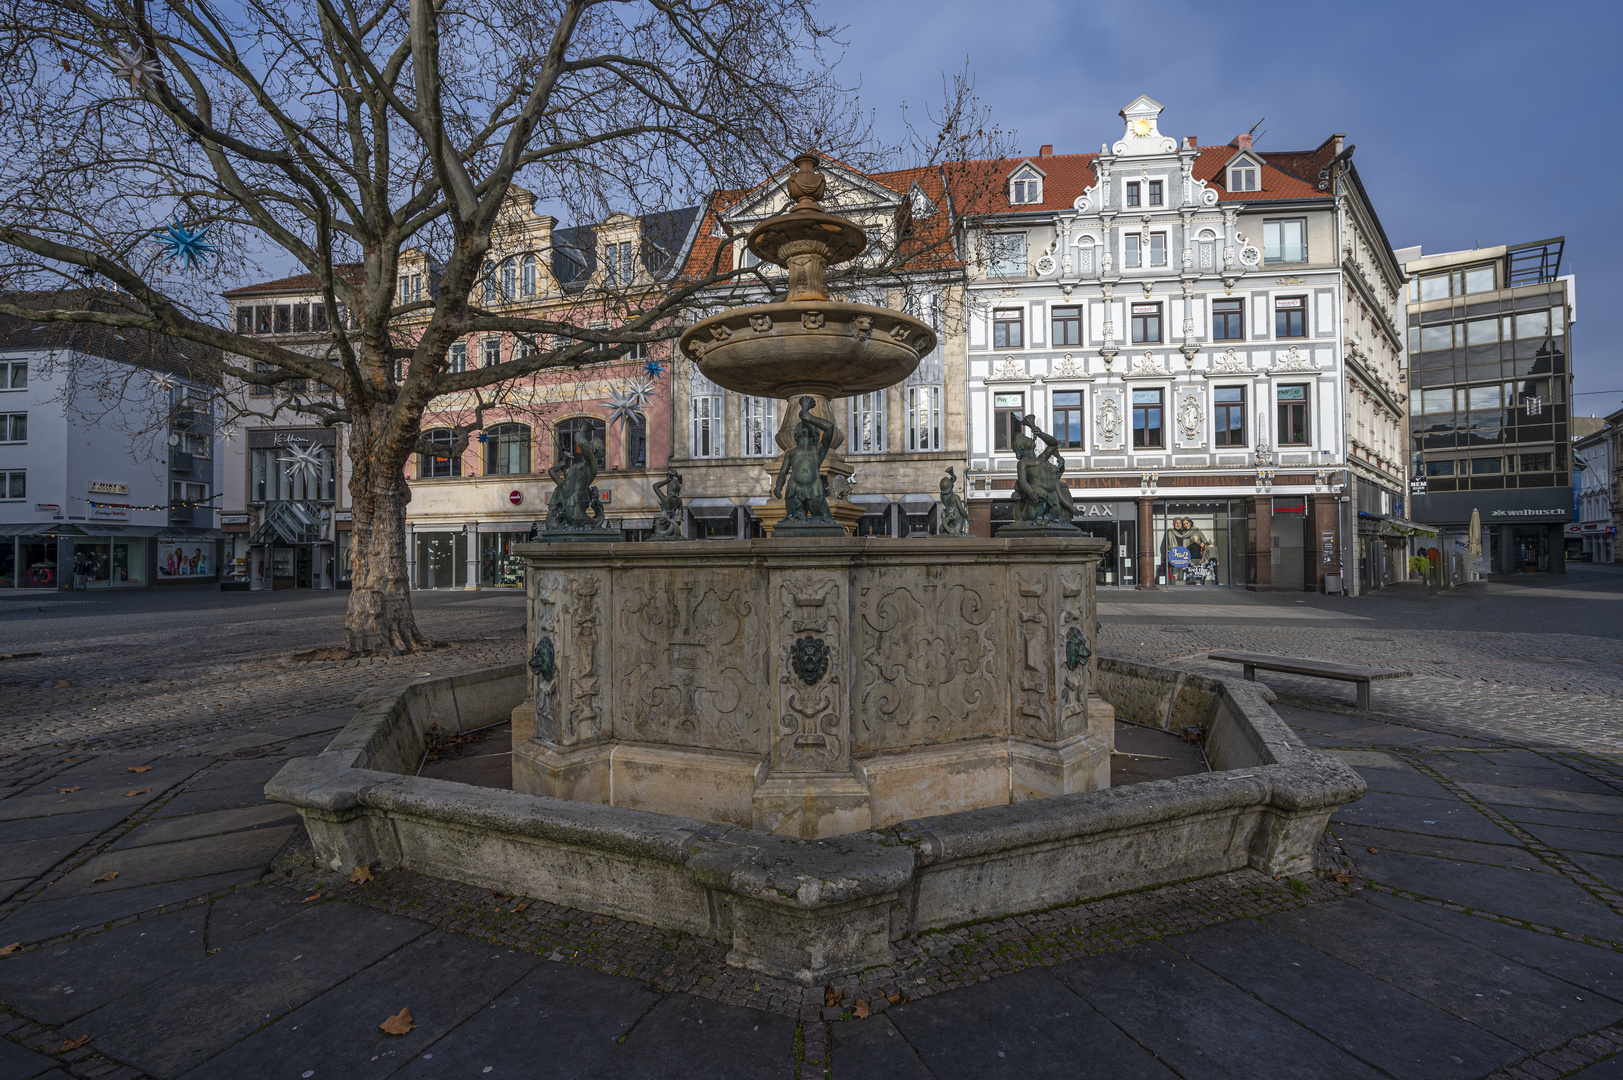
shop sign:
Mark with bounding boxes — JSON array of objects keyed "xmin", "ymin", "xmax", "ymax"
[
  {"xmin": 91, "ymin": 503, "xmax": 130, "ymax": 519},
  {"xmin": 335, "ymin": 511, "xmax": 352, "ymax": 522},
  {"xmin": 1409, "ymin": 476, "xmax": 1428, "ymax": 496},
  {"xmin": 1167, "ymin": 545, "xmax": 1192, "ymax": 568},
  {"xmin": 219, "ymin": 513, "xmax": 249, "ymax": 525},
  {"xmin": 88, "ymin": 481, "xmax": 128, "ymax": 495},
  {"xmin": 35, "ymin": 503, "xmax": 60, "ymax": 516},
  {"xmin": 508, "ymin": 489, "xmax": 522, "ymax": 505},
  {"xmin": 1073, "ymin": 503, "xmax": 1115, "ymax": 518}
]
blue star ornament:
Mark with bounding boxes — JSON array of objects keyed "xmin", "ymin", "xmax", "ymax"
[
  {"xmin": 153, "ymin": 219, "xmax": 219, "ymax": 271},
  {"xmin": 643, "ymin": 358, "xmax": 664, "ymax": 380}
]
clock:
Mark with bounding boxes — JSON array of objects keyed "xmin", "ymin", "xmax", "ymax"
[{"xmin": 1131, "ymin": 119, "xmax": 1152, "ymax": 138}]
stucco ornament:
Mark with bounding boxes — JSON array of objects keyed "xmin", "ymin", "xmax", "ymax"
[
  {"xmin": 1209, "ymin": 347, "xmax": 1249, "ymax": 375},
  {"xmin": 1272, "ymin": 346, "xmax": 1317, "ymax": 373},
  {"xmin": 1238, "ymin": 244, "xmax": 1262, "ymax": 267},
  {"xmin": 990, "ymin": 356, "xmax": 1025, "ymax": 381},
  {"xmin": 1177, "ymin": 393, "xmax": 1204, "ymax": 442},
  {"xmin": 1096, "ymin": 394, "xmax": 1123, "ymax": 443},
  {"xmin": 790, "ymin": 635, "xmax": 830, "ymax": 685},
  {"xmin": 1034, "ymin": 254, "xmax": 1057, "ymax": 276},
  {"xmin": 1127, "ymin": 353, "xmax": 1166, "ymax": 377}
]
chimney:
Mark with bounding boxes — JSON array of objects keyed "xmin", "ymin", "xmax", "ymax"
[
  {"xmin": 1229, "ymin": 133, "xmax": 1253, "ymax": 150},
  {"xmin": 1039, "ymin": 144, "xmax": 1053, "ymax": 157},
  {"xmin": 1183, "ymin": 136, "xmax": 1198, "ymax": 149}
]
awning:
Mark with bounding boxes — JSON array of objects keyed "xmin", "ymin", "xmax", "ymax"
[
  {"xmin": 900, "ymin": 494, "xmax": 937, "ymax": 513},
  {"xmin": 158, "ymin": 527, "xmax": 228, "ymax": 541},
  {"xmin": 0, "ymin": 522, "xmax": 64, "ymax": 536},
  {"xmin": 687, "ymin": 498, "xmax": 739, "ymax": 520},
  {"xmin": 250, "ymin": 501, "xmax": 327, "ymax": 544},
  {"xmin": 850, "ymin": 494, "xmax": 891, "ymax": 509},
  {"xmin": 1378, "ymin": 516, "xmax": 1440, "ymax": 539},
  {"xmin": 619, "ymin": 517, "xmax": 655, "ymax": 530}
]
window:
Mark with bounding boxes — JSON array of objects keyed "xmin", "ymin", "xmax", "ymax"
[
  {"xmin": 1213, "ymin": 387, "xmax": 1245, "ymax": 446},
  {"xmin": 993, "ymin": 309, "xmax": 1024, "ymax": 349},
  {"xmin": 690, "ymin": 394, "xmax": 723, "ymax": 457},
  {"xmin": 486, "ymin": 423, "xmax": 533, "ymax": 475},
  {"xmin": 993, "ymin": 392, "xmax": 1024, "ymax": 451},
  {"xmin": 501, "ymin": 260, "xmax": 517, "ymax": 299},
  {"xmin": 1464, "ymin": 266, "xmax": 1495, "ymax": 294},
  {"xmin": 255, "ymin": 306, "xmax": 273, "ymax": 334},
  {"xmin": 236, "ymin": 307, "xmax": 252, "ymax": 334},
  {"xmin": 742, "ymin": 396, "xmax": 777, "ymax": 457},
  {"xmin": 448, "ymin": 342, "xmax": 467, "ymax": 373},
  {"xmin": 292, "ymin": 303, "xmax": 310, "ymax": 332},
  {"xmin": 1418, "ymin": 324, "xmax": 1453, "ymax": 352},
  {"xmin": 1148, "ymin": 180, "xmax": 1163, "ymax": 206},
  {"xmin": 1470, "ymin": 457, "xmax": 1502, "ymax": 475},
  {"xmin": 988, "ymin": 233, "xmax": 1026, "ymax": 276},
  {"xmin": 1132, "ymin": 389, "xmax": 1163, "ymax": 449},
  {"xmin": 1052, "ymin": 391, "xmax": 1083, "ymax": 448},
  {"xmin": 419, "ymin": 429, "xmax": 462, "ymax": 478},
  {"xmin": 848, "ymin": 392, "xmax": 885, "ymax": 454},
  {"xmin": 1229, "ymin": 162, "xmax": 1258, "ymax": 192},
  {"xmin": 1519, "ymin": 453, "xmax": 1553, "ymax": 473},
  {"xmin": 907, "ymin": 385, "xmax": 942, "ymax": 451},
  {"xmin": 0, "ymin": 361, "xmax": 23, "ymax": 389},
  {"xmin": 1274, "ymin": 296, "xmax": 1306, "ymax": 338},
  {"xmin": 180, "ymin": 431, "xmax": 209, "ymax": 458},
  {"xmin": 1051, "ymin": 306, "xmax": 1081, "ymax": 346},
  {"xmin": 172, "ymin": 481, "xmax": 208, "ymax": 506},
  {"xmin": 1263, "ymin": 219, "xmax": 1306, "ymax": 263},
  {"xmin": 514, "ymin": 337, "xmax": 537, "ymax": 362},
  {"xmin": 1124, "ymin": 234, "xmax": 1141, "ymax": 268},
  {"xmin": 480, "ymin": 337, "xmax": 502, "ymax": 368},
  {"xmin": 396, "ymin": 275, "xmax": 422, "ymax": 305},
  {"xmin": 1415, "ymin": 266, "xmax": 1497, "ymax": 301},
  {"xmin": 311, "ymin": 304, "xmax": 329, "ymax": 332},
  {"xmin": 1125, "ymin": 181, "xmax": 1141, "ymax": 208},
  {"xmin": 1212, "ymin": 298, "xmax": 1244, "ymax": 340},
  {"xmin": 250, "ymin": 361, "xmax": 273, "ymax": 397},
  {"xmin": 0, "ymin": 413, "xmax": 25, "ymax": 442},
  {"xmin": 1010, "ymin": 173, "xmax": 1041, "ymax": 204},
  {"xmin": 274, "ymin": 304, "xmax": 291, "ymax": 333},
  {"xmin": 1277, "ymin": 384, "xmax": 1311, "ymax": 445},
  {"xmin": 1149, "ymin": 233, "xmax": 1167, "ymax": 267},
  {"xmin": 0, "ymin": 470, "xmax": 21, "ymax": 499},
  {"xmin": 1130, "ymin": 303, "xmax": 1162, "ymax": 344},
  {"xmin": 520, "ymin": 254, "xmax": 537, "ymax": 297},
  {"xmin": 1425, "ymin": 460, "xmax": 1455, "ymax": 477},
  {"xmin": 481, "ymin": 262, "xmax": 500, "ymax": 303},
  {"xmin": 552, "ymin": 418, "xmax": 600, "ymax": 469}
]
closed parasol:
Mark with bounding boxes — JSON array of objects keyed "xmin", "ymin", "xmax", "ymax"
[{"xmin": 1469, "ymin": 508, "xmax": 1482, "ymax": 559}]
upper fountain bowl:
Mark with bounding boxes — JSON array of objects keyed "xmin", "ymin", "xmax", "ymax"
[{"xmin": 678, "ymin": 152, "xmax": 938, "ymax": 399}]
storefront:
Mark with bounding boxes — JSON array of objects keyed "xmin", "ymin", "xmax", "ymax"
[
  {"xmin": 1411, "ymin": 487, "xmax": 1570, "ymax": 576},
  {"xmin": 479, "ymin": 526, "xmax": 529, "ymax": 588},
  {"xmin": 415, "ymin": 530, "xmax": 467, "ymax": 589},
  {"xmin": 1152, "ymin": 500, "xmax": 1248, "ymax": 588},
  {"xmin": 0, "ymin": 530, "xmax": 60, "ymax": 589},
  {"xmin": 0, "ymin": 525, "xmax": 220, "ymax": 589}
]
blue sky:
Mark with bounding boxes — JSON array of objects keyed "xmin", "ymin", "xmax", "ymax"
[{"xmin": 821, "ymin": 0, "xmax": 1623, "ymax": 416}]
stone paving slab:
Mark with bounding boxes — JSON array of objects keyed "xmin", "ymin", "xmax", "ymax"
[
  {"xmin": 611, "ymin": 992, "xmax": 795, "ymax": 1080},
  {"xmin": 825, "ymin": 1014, "xmax": 935, "ymax": 1079},
  {"xmin": 43, "ymin": 826, "xmax": 297, "ymax": 900},
  {"xmin": 1332, "ymin": 790, "xmax": 1521, "ymax": 844},
  {"xmin": 0, "ymin": 834, "xmax": 100, "ymax": 882},
  {"xmin": 1331, "ymin": 821, "xmax": 1555, "ymax": 872},
  {"xmin": 0, "ymin": 870, "xmax": 262, "ymax": 946},
  {"xmin": 1464, "ymin": 782, "xmax": 1623, "ymax": 816},
  {"xmin": 109, "ymin": 803, "xmax": 300, "ymax": 850},
  {"xmin": 0, "ymin": 1034, "xmax": 57, "ymax": 1080}
]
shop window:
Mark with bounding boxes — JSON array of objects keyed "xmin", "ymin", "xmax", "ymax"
[
  {"xmin": 848, "ymin": 392, "xmax": 885, "ymax": 454},
  {"xmin": 1277, "ymin": 384, "xmax": 1311, "ymax": 445},
  {"xmin": 1130, "ymin": 303, "xmax": 1161, "ymax": 344},
  {"xmin": 1051, "ymin": 306, "xmax": 1081, "ymax": 347},
  {"xmin": 419, "ymin": 429, "xmax": 462, "ymax": 478},
  {"xmin": 993, "ymin": 392, "xmax": 1024, "ymax": 451},
  {"xmin": 907, "ymin": 385, "xmax": 942, "ymax": 451},
  {"xmin": 1263, "ymin": 218, "xmax": 1306, "ymax": 263},
  {"xmin": 555, "ymin": 418, "xmax": 603, "ymax": 466},
  {"xmin": 1052, "ymin": 391, "xmax": 1083, "ymax": 448},
  {"xmin": 1274, "ymin": 296, "xmax": 1306, "ymax": 338},
  {"xmin": 741, "ymin": 396, "xmax": 776, "ymax": 457},
  {"xmin": 486, "ymin": 423, "xmax": 533, "ymax": 475},
  {"xmin": 1213, "ymin": 386, "xmax": 1245, "ymax": 446},
  {"xmin": 1, "ymin": 469, "xmax": 22, "ymax": 499},
  {"xmin": 993, "ymin": 308, "xmax": 1024, "ymax": 349},
  {"xmin": 1132, "ymin": 389, "xmax": 1163, "ymax": 449},
  {"xmin": 479, "ymin": 532, "xmax": 527, "ymax": 588},
  {"xmin": 1212, "ymin": 298, "xmax": 1244, "ymax": 340}
]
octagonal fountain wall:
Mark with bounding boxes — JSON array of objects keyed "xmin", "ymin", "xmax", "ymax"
[{"xmin": 511, "ymin": 535, "xmax": 1112, "ymax": 839}]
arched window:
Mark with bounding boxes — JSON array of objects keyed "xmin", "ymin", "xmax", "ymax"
[
  {"xmin": 479, "ymin": 261, "xmax": 498, "ymax": 303},
  {"xmin": 500, "ymin": 259, "xmax": 517, "ymax": 300},
  {"xmin": 556, "ymin": 416, "xmax": 606, "ymax": 466},
  {"xmin": 419, "ymin": 429, "xmax": 461, "ymax": 478},
  {"xmin": 521, "ymin": 254, "xmax": 537, "ymax": 297},
  {"xmin": 485, "ymin": 423, "xmax": 531, "ymax": 475}
]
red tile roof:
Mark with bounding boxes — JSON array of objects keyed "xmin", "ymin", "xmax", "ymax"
[{"xmin": 222, "ymin": 264, "xmax": 365, "ymax": 298}]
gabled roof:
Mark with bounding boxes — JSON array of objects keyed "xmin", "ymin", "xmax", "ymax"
[
  {"xmin": 222, "ymin": 264, "xmax": 364, "ymax": 299},
  {"xmin": 0, "ymin": 288, "xmax": 223, "ymax": 382}
]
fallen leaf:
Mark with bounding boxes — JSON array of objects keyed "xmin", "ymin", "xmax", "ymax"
[
  {"xmin": 124, "ymin": 789, "xmax": 152, "ymax": 797},
  {"xmin": 54, "ymin": 679, "xmax": 69, "ymax": 687},
  {"xmin": 1334, "ymin": 873, "xmax": 1352, "ymax": 883},
  {"xmin": 59, "ymin": 786, "xmax": 82, "ymax": 794},
  {"xmin": 53, "ymin": 1034, "xmax": 89, "ymax": 1052},
  {"xmin": 347, "ymin": 863, "xmax": 375, "ymax": 885},
  {"xmin": 512, "ymin": 903, "xmax": 529, "ymax": 914},
  {"xmin": 824, "ymin": 986, "xmax": 842, "ymax": 1008},
  {"xmin": 380, "ymin": 1007, "xmax": 416, "ymax": 1035},
  {"xmin": 0, "ymin": 942, "xmax": 21, "ymax": 955},
  {"xmin": 91, "ymin": 871, "xmax": 118, "ymax": 883},
  {"xmin": 1368, "ymin": 847, "xmax": 1378, "ymax": 854},
  {"xmin": 128, "ymin": 765, "xmax": 152, "ymax": 773},
  {"xmin": 887, "ymin": 993, "xmax": 905, "ymax": 1005},
  {"xmin": 852, "ymin": 999, "xmax": 870, "ymax": 1019},
  {"xmin": 301, "ymin": 893, "xmax": 321, "ymax": 903}
]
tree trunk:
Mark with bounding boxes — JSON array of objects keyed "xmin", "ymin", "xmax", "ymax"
[{"xmin": 344, "ymin": 404, "xmax": 430, "ymax": 654}]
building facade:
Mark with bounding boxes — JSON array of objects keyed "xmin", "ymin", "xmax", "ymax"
[
  {"xmin": 959, "ymin": 97, "xmax": 1406, "ymax": 592},
  {"xmin": 0, "ymin": 292, "xmax": 223, "ymax": 590},
  {"xmin": 1575, "ymin": 418, "xmax": 1614, "ymax": 563},
  {"xmin": 1397, "ymin": 238, "xmax": 1575, "ymax": 574},
  {"xmin": 668, "ymin": 159, "xmax": 968, "ymax": 538}
]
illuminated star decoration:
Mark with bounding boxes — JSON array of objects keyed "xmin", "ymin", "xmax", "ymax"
[
  {"xmin": 220, "ymin": 426, "xmax": 238, "ymax": 443},
  {"xmin": 150, "ymin": 372, "xmax": 176, "ymax": 394},
  {"xmin": 111, "ymin": 48, "xmax": 161, "ymax": 92},
  {"xmin": 152, "ymin": 218, "xmax": 219, "ymax": 271},
  {"xmin": 285, "ymin": 443, "xmax": 326, "ymax": 484},
  {"xmin": 606, "ymin": 379, "xmax": 655, "ymax": 427},
  {"xmin": 642, "ymin": 358, "xmax": 664, "ymax": 380}
]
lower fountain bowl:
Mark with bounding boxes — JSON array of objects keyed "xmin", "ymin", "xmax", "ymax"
[{"xmin": 679, "ymin": 300, "xmax": 937, "ymax": 398}]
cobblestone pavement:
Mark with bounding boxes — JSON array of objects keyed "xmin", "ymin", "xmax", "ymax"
[{"xmin": 3, "ymin": 574, "xmax": 1623, "ymax": 1077}]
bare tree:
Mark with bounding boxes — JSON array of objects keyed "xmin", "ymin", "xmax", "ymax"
[{"xmin": 0, "ymin": 0, "xmax": 1004, "ymax": 652}]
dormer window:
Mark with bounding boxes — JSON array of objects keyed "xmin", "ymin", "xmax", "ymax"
[
  {"xmin": 1009, "ymin": 166, "xmax": 1042, "ymax": 205},
  {"xmin": 1228, "ymin": 159, "xmax": 1259, "ymax": 192}
]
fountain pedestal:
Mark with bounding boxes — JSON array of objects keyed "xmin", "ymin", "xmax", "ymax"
[{"xmin": 513, "ymin": 535, "xmax": 1111, "ymax": 838}]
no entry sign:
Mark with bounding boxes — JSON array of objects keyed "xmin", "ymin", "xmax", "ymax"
[{"xmin": 509, "ymin": 490, "xmax": 522, "ymax": 505}]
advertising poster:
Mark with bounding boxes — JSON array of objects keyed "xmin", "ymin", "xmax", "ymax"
[{"xmin": 158, "ymin": 541, "xmax": 211, "ymax": 578}]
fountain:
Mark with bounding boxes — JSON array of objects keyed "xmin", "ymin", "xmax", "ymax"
[{"xmin": 266, "ymin": 156, "xmax": 1364, "ymax": 986}]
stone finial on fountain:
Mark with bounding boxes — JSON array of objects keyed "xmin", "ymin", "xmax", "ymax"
[{"xmin": 786, "ymin": 152, "xmax": 827, "ymax": 210}]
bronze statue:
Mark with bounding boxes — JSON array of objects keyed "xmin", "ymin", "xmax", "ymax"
[
  {"xmin": 1009, "ymin": 414, "xmax": 1078, "ymax": 531},
  {"xmin": 940, "ymin": 467, "xmax": 972, "ymax": 537},
  {"xmin": 544, "ymin": 434, "xmax": 609, "ymax": 532},
  {"xmin": 651, "ymin": 468, "xmax": 685, "ymax": 540},
  {"xmin": 772, "ymin": 396, "xmax": 836, "ymax": 524}
]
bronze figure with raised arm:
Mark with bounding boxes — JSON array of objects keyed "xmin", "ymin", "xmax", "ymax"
[{"xmin": 773, "ymin": 396, "xmax": 837, "ymax": 523}]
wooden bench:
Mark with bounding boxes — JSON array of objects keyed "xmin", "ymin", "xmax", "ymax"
[{"xmin": 1206, "ymin": 651, "xmax": 1411, "ymax": 711}]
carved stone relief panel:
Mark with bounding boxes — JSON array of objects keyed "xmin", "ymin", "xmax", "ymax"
[
  {"xmin": 1056, "ymin": 569, "xmax": 1092, "ymax": 742},
  {"xmin": 855, "ymin": 570, "xmax": 1002, "ymax": 752},
  {"xmin": 558, "ymin": 573, "xmax": 610, "ymax": 747},
  {"xmin": 771, "ymin": 572, "xmax": 849, "ymax": 774},
  {"xmin": 529, "ymin": 570, "xmax": 564, "ymax": 744},
  {"xmin": 616, "ymin": 568, "xmax": 766, "ymax": 754},
  {"xmin": 1011, "ymin": 570, "xmax": 1057, "ymax": 742}
]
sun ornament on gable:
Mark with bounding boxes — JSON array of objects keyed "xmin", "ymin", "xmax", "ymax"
[
  {"xmin": 1113, "ymin": 95, "xmax": 1177, "ymax": 157},
  {"xmin": 1008, "ymin": 162, "xmax": 1045, "ymax": 206}
]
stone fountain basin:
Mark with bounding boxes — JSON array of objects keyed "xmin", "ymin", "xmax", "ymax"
[
  {"xmin": 680, "ymin": 300, "xmax": 937, "ymax": 397},
  {"xmin": 266, "ymin": 658, "xmax": 1364, "ymax": 985}
]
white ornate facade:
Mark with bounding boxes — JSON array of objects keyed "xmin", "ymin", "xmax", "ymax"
[{"xmin": 962, "ymin": 96, "xmax": 1406, "ymax": 593}]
